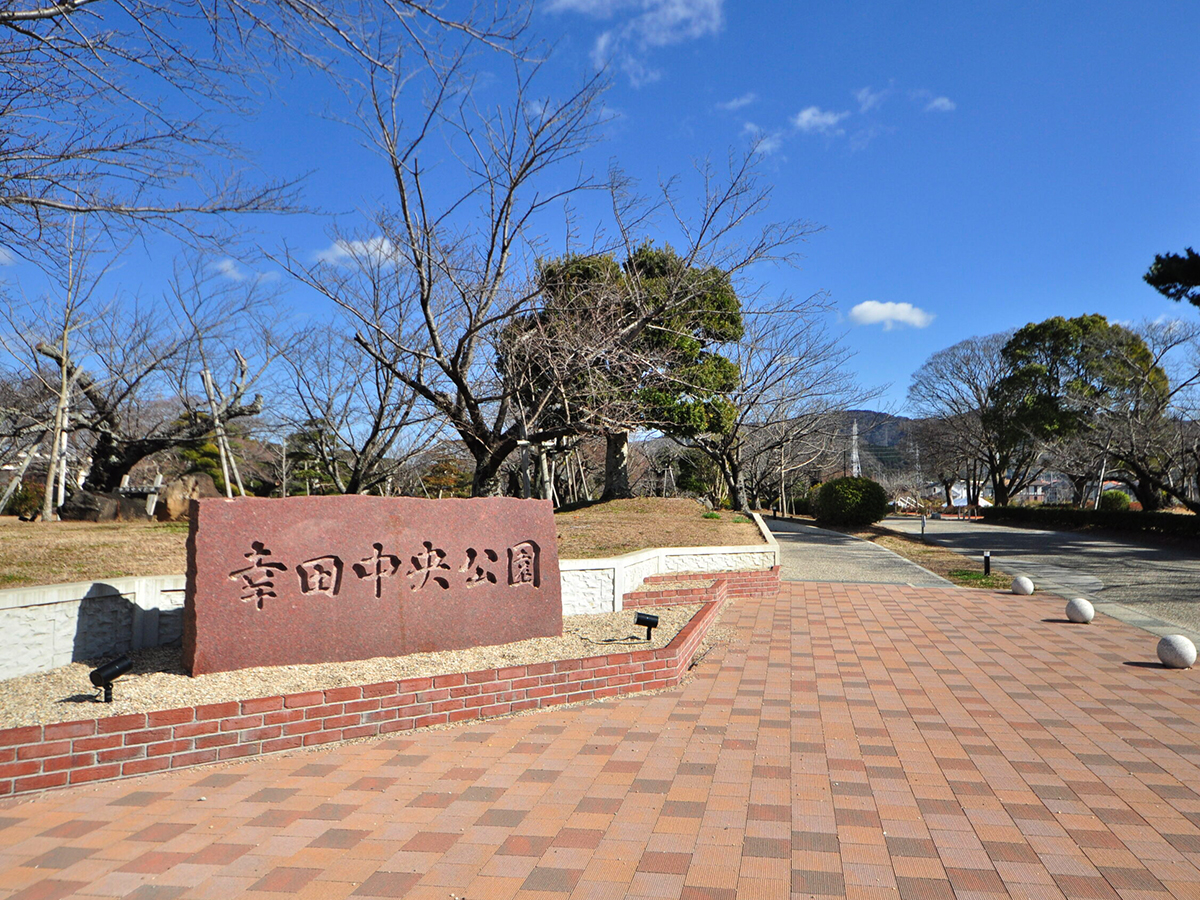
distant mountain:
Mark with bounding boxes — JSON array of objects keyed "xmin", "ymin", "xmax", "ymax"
[
  {"xmin": 832, "ymin": 410, "xmax": 916, "ymax": 474},
  {"xmin": 836, "ymin": 410, "xmax": 912, "ymax": 448}
]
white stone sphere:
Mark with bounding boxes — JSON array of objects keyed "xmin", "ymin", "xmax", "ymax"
[
  {"xmin": 1011, "ymin": 576, "xmax": 1034, "ymax": 596},
  {"xmin": 1157, "ymin": 635, "xmax": 1197, "ymax": 669},
  {"xmin": 1065, "ymin": 598, "xmax": 1094, "ymax": 624}
]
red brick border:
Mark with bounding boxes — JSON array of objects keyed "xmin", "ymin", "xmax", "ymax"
[
  {"xmin": 0, "ymin": 568, "xmax": 778, "ymax": 797},
  {"xmin": 623, "ymin": 567, "xmax": 779, "ymax": 608}
]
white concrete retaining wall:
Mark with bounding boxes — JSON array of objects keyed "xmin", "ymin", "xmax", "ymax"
[
  {"xmin": 0, "ymin": 576, "xmax": 186, "ymax": 680},
  {"xmin": 2, "ymin": 514, "xmax": 778, "ymax": 679},
  {"xmin": 559, "ymin": 512, "xmax": 779, "ymax": 615}
]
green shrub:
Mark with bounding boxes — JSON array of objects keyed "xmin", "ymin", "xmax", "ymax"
[
  {"xmin": 702, "ymin": 510, "xmax": 721, "ymax": 519},
  {"xmin": 1098, "ymin": 490, "xmax": 1131, "ymax": 512},
  {"xmin": 813, "ymin": 477, "xmax": 890, "ymax": 527},
  {"xmin": 6, "ymin": 481, "xmax": 43, "ymax": 518}
]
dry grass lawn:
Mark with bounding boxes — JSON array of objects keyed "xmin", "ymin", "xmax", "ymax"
[
  {"xmin": 0, "ymin": 519, "xmax": 189, "ymax": 588},
  {"xmin": 0, "ymin": 498, "xmax": 762, "ymax": 589},
  {"xmin": 555, "ymin": 498, "xmax": 761, "ymax": 559}
]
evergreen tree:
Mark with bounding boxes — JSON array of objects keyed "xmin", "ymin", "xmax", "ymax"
[{"xmin": 1145, "ymin": 248, "xmax": 1200, "ymax": 307}]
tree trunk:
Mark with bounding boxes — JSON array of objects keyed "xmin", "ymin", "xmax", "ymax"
[
  {"xmin": 81, "ymin": 434, "xmax": 147, "ymax": 493},
  {"xmin": 469, "ymin": 443, "xmax": 513, "ymax": 498},
  {"xmin": 1068, "ymin": 474, "xmax": 1089, "ymax": 507},
  {"xmin": 601, "ymin": 431, "xmax": 631, "ymax": 501},
  {"xmin": 728, "ymin": 477, "xmax": 746, "ymax": 512},
  {"xmin": 990, "ymin": 469, "xmax": 1011, "ymax": 506},
  {"xmin": 719, "ymin": 451, "xmax": 747, "ymax": 511},
  {"xmin": 469, "ymin": 455, "xmax": 503, "ymax": 497},
  {"xmin": 1131, "ymin": 477, "xmax": 1163, "ymax": 511},
  {"xmin": 470, "ymin": 465, "xmax": 502, "ymax": 497}
]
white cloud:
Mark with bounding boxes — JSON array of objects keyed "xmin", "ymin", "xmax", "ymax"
[
  {"xmin": 911, "ymin": 89, "xmax": 956, "ymax": 112},
  {"xmin": 741, "ymin": 122, "xmax": 782, "ymax": 156},
  {"xmin": 553, "ymin": 0, "xmax": 724, "ymax": 86},
  {"xmin": 546, "ymin": 0, "xmax": 626, "ymax": 13},
  {"xmin": 791, "ymin": 105, "xmax": 850, "ymax": 135},
  {"xmin": 849, "ymin": 300, "xmax": 934, "ymax": 330},
  {"xmin": 316, "ymin": 236, "xmax": 399, "ymax": 266},
  {"xmin": 717, "ymin": 91, "xmax": 757, "ymax": 112},
  {"xmin": 0, "ymin": 247, "xmax": 15, "ymax": 266},
  {"xmin": 632, "ymin": 0, "xmax": 723, "ymax": 46},
  {"xmin": 854, "ymin": 86, "xmax": 886, "ymax": 114},
  {"xmin": 849, "ymin": 124, "xmax": 888, "ymax": 152},
  {"xmin": 214, "ymin": 258, "xmax": 246, "ymax": 282}
]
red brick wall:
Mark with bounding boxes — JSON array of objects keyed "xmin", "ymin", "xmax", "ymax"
[{"xmin": 0, "ymin": 568, "xmax": 776, "ymax": 797}]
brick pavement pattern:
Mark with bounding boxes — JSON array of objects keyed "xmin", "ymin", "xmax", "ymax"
[{"xmin": 3, "ymin": 582, "xmax": 1200, "ymax": 899}]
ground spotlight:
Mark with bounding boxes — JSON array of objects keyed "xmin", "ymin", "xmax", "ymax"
[
  {"xmin": 634, "ymin": 612, "xmax": 659, "ymax": 642},
  {"xmin": 90, "ymin": 655, "xmax": 133, "ymax": 703}
]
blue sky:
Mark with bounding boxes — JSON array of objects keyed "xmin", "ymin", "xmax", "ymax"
[
  {"xmin": 8, "ymin": 1, "xmax": 1200, "ymax": 412},
  {"xmin": 529, "ymin": 1, "xmax": 1199, "ymax": 408}
]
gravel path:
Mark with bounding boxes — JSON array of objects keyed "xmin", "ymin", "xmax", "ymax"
[{"xmin": 0, "ymin": 604, "xmax": 705, "ymax": 730}]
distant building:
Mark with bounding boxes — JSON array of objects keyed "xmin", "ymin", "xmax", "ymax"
[
  {"xmin": 919, "ymin": 481, "xmax": 992, "ymax": 508},
  {"xmin": 1011, "ymin": 474, "xmax": 1073, "ymax": 505}
]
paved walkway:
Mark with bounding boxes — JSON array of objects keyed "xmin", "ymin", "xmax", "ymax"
[
  {"xmin": 884, "ymin": 516, "xmax": 1200, "ymax": 643},
  {"xmin": 769, "ymin": 519, "xmax": 951, "ymax": 588},
  {"xmin": 4, "ymin": 581, "xmax": 1200, "ymax": 899}
]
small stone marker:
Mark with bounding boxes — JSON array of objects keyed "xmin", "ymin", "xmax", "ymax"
[
  {"xmin": 183, "ymin": 496, "xmax": 562, "ymax": 675},
  {"xmin": 1157, "ymin": 635, "xmax": 1197, "ymax": 669},
  {"xmin": 1011, "ymin": 576, "xmax": 1034, "ymax": 595},
  {"xmin": 1065, "ymin": 598, "xmax": 1094, "ymax": 624}
]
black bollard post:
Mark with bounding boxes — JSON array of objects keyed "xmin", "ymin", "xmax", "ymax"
[{"xmin": 983, "ymin": 551, "xmax": 991, "ymax": 576}]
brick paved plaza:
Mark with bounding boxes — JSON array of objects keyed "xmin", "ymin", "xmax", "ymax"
[{"xmin": 2, "ymin": 581, "xmax": 1200, "ymax": 899}]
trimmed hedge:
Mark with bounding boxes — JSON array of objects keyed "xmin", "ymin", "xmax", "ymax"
[
  {"xmin": 981, "ymin": 504, "xmax": 1200, "ymax": 537},
  {"xmin": 814, "ymin": 477, "xmax": 890, "ymax": 527}
]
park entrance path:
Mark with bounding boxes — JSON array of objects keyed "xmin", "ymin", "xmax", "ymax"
[
  {"xmin": 883, "ymin": 515, "xmax": 1200, "ymax": 642},
  {"xmin": 770, "ymin": 519, "xmax": 951, "ymax": 587},
  {"xmin": 3, "ymin": 582, "xmax": 1200, "ymax": 899}
]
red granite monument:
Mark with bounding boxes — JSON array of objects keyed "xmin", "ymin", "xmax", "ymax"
[{"xmin": 183, "ymin": 496, "xmax": 562, "ymax": 675}]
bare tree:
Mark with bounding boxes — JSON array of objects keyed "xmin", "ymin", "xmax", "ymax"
[
  {"xmin": 0, "ymin": 221, "xmax": 120, "ymax": 517},
  {"xmin": 910, "ymin": 415, "xmax": 980, "ymax": 507},
  {"xmin": 273, "ymin": 21, "xmax": 617, "ymax": 494},
  {"xmin": 0, "ymin": 253, "xmax": 287, "ymax": 500},
  {"xmin": 280, "ymin": 320, "xmax": 442, "ymax": 495},
  {"xmin": 0, "ymin": 373, "xmax": 48, "ymax": 511},
  {"xmin": 677, "ymin": 295, "xmax": 865, "ymax": 511},
  {"xmin": 155, "ymin": 254, "xmax": 296, "ymax": 495},
  {"xmin": 1045, "ymin": 432, "xmax": 1108, "ymax": 506},
  {"xmin": 0, "ymin": 0, "xmax": 525, "ymax": 258},
  {"xmin": 277, "ymin": 12, "xmax": 815, "ymax": 500},
  {"xmin": 906, "ymin": 331, "xmax": 1047, "ymax": 506},
  {"xmin": 1082, "ymin": 319, "xmax": 1200, "ymax": 511}
]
